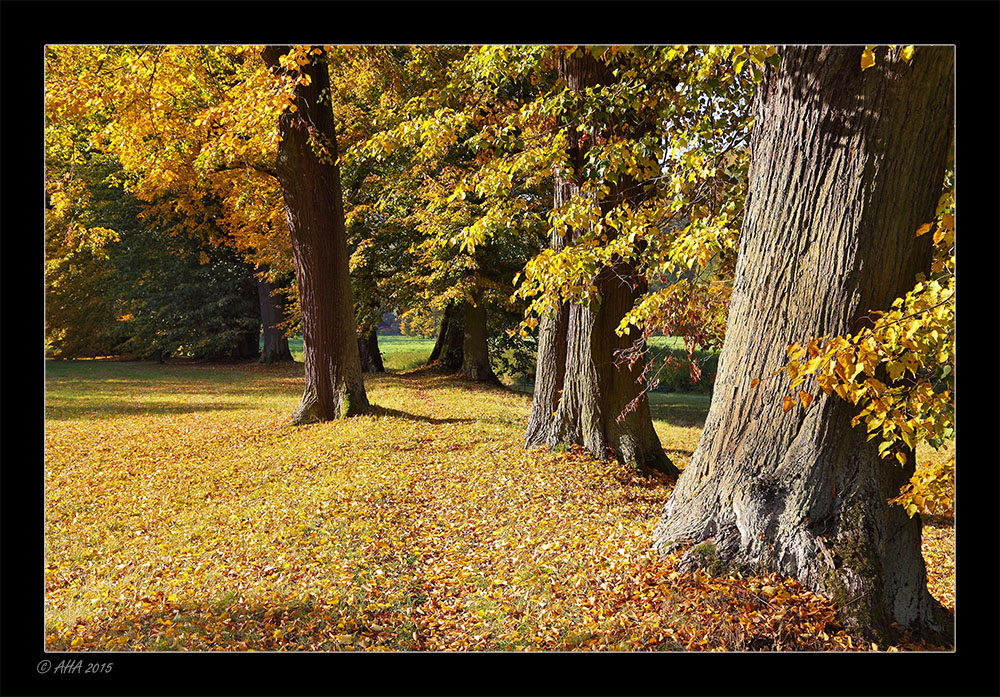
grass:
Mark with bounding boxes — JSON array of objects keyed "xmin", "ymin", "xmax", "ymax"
[
  {"xmin": 376, "ymin": 335, "xmax": 437, "ymax": 371},
  {"xmin": 274, "ymin": 334, "xmax": 436, "ymax": 371},
  {"xmin": 278, "ymin": 334, "xmax": 716, "ymax": 393},
  {"xmin": 43, "ymin": 347, "xmax": 954, "ymax": 652}
]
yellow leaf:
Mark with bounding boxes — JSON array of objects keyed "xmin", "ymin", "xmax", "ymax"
[
  {"xmin": 799, "ymin": 391, "xmax": 813, "ymax": 409},
  {"xmin": 915, "ymin": 222, "xmax": 932, "ymax": 237},
  {"xmin": 861, "ymin": 47, "xmax": 876, "ymax": 71},
  {"xmin": 782, "ymin": 395, "xmax": 794, "ymax": 413},
  {"xmin": 895, "ymin": 451, "xmax": 907, "ymax": 466},
  {"xmin": 887, "ymin": 361, "xmax": 905, "ymax": 381},
  {"xmin": 816, "ymin": 373, "xmax": 835, "ymax": 395},
  {"xmin": 900, "ymin": 45, "xmax": 915, "ymax": 63},
  {"xmin": 750, "ymin": 378, "xmax": 760, "ymax": 388}
]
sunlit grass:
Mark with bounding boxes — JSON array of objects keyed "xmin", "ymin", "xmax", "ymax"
[{"xmin": 44, "ymin": 358, "xmax": 952, "ymax": 651}]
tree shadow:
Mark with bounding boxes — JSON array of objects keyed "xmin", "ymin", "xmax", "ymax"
[
  {"xmin": 367, "ymin": 404, "xmax": 471, "ymax": 426},
  {"xmin": 44, "ymin": 399, "xmax": 246, "ymax": 421},
  {"xmin": 647, "ymin": 396, "xmax": 710, "ymax": 428},
  {"xmin": 45, "ymin": 593, "xmax": 426, "ymax": 653}
]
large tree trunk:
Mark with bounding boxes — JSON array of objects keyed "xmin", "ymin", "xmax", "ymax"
[
  {"xmin": 256, "ymin": 265, "xmax": 293, "ymax": 364},
  {"xmin": 262, "ymin": 46, "xmax": 369, "ymax": 423},
  {"xmin": 460, "ymin": 292, "xmax": 499, "ymax": 384},
  {"xmin": 357, "ymin": 327, "xmax": 385, "ymax": 373},
  {"xmin": 524, "ymin": 50, "xmax": 676, "ymax": 475},
  {"xmin": 652, "ymin": 46, "xmax": 954, "ymax": 642},
  {"xmin": 427, "ymin": 301, "xmax": 464, "ymax": 370}
]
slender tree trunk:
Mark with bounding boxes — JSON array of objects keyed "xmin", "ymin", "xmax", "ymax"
[
  {"xmin": 525, "ymin": 50, "xmax": 675, "ymax": 475},
  {"xmin": 652, "ymin": 46, "xmax": 954, "ymax": 642},
  {"xmin": 262, "ymin": 46, "xmax": 369, "ymax": 423},
  {"xmin": 524, "ymin": 295, "xmax": 569, "ymax": 446},
  {"xmin": 427, "ymin": 301, "xmax": 464, "ymax": 370},
  {"xmin": 358, "ymin": 327, "xmax": 385, "ymax": 373},
  {"xmin": 460, "ymin": 292, "xmax": 499, "ymax": 384},
  {"xmin": 256, "ymin": 265, "xmax": 293, "ymax": 364}
]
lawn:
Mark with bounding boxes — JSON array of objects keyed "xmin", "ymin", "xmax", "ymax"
[
  {"xmin": 43, "ymin": 349, "xmax": 953, "ymax": 651},
  {"xmin": 273, "ymin": 335, "xmax": 437, "ymax": 372}
]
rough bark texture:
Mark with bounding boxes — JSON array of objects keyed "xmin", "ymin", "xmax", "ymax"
[
  {"xmin": 460, "ymin": 294, "xmax": 500, "ymax": 384},
  {"xmin": 524, "ymin": 51, "xmax": 676, "ymax": 475},
  {"xmin": 256, "ymin": 266, "xmax": 293, "ymax": 364},
  {"xmin": 262, "ymin": 46, "xmax": 369, "ymax": 423},
  {"xmin": 427, "ymin": 301, "xmax": 464, "ymax": 370},
  {"xmin": 357, "ymin": 328, "xmax": 385, "ymax": 373},
  {"xmin": 652, "ymin": 46, "xmax": 954, "ymax": 642}
]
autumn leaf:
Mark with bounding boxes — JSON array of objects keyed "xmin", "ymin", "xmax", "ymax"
[{"xmin": 861, "ymin": 47, "xmax": 876, "ymax": 71}]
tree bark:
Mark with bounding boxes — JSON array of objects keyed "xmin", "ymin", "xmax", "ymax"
[
  {"xmin": 460, "ymin": 292, "xmax": 500, "ymax": 384},
  {"xmin": 357, "ymin": 327, "xmax": 385, "ymax": 373},
  {"xmin": 524, "ymin": 50, "xmax": 676, "ymax": 475},
  {"xmin": 261, "ymin": 46, "xmax": 369, "ymax": 422},
  {"xmin": 256, "ymin": 265, "xmax": 293, "ymax": 364},
  {"xmin": 652, "ymin": 46, "xmax": 954, "ymax": 642},
  {"xmin": 427, "ymin": 301, "xmax": 464, "ymax": 370}
]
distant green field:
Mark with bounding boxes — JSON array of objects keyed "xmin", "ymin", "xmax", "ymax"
[
  {"xmin": 274, "ymin": 335, "xmax": 436, "ymax": 371},
  {"xmin": 269, "ymin": 334, "xmax": 716, "ymax": 392},
  {"xmin": 377, "ymin": 335, "xmax": 437, "ymax": 371}
]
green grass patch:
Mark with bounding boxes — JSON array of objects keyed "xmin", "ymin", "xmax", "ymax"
[{"xmin": 262, "ymin": 334, "xmax": 435, "ymax": 372}]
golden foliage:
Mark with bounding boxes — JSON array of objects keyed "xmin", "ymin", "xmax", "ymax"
[{"xmin": 777, "ymin": 182, "xmax": 955, "ymax": 518}]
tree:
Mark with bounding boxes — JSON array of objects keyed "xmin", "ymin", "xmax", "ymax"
[
  {"xmin": 522, "ymin": 50, "xmax": 676, "ymax": 475},
  {"xmin": 261, "ymin": 46, "xmax": 369, "ymax": 422},
  {"xmin": 112, "ymin": 225, "xmax": 261, "ymax": 361},
  {"xmin": 257, "ymin": 265, "xmax": 294, "ymax": 364},
  {"xmin": 651, "ymin": 45, "xmax": 954, "ymax": 641},
  {"xmin": 427, "ymin": 301, "xmax": 464, "ymax": 370},
  {"xmin": 45, "ymin": 46, "xmax": 300, "ymax": 364},
  {"xmin": 359, "ymin": 46, "xmax": 549, "ymax": 384},
  {"xmin": 44, "ymin": 129, "xmax": 262, "ymax": 362}
]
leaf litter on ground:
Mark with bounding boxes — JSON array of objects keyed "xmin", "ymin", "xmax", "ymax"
[{"xmin": 44, "ymin": 360, "xmax": 954, "ymax": 651}]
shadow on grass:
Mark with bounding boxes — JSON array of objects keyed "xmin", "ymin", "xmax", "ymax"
[
  {"xmin": 367, "ymin": 404, "xmax": 472, "ymax": 426},
  {"xmin": 44, "ymin": 398, "xmax": 248, "ymax": 421},
  {"xmin": 45, "ymin": 594, "xmax": 426, "ymax": 652},
  {"xmin": 647, "ymin": 394, "xmax": 711, "ymax": 428}
]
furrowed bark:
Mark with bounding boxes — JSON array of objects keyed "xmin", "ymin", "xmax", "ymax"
[
  {"xmin": 262, "ymin": 46, "xmax": 369, "ymax": 423},
  {"xmin": 652, "ymin": 45, "xmax": 954, "ymax": 642},
  {"xmin": 525, "ymin": 50, "xmax": 676, "ymax": 475}
]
